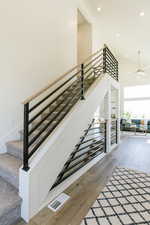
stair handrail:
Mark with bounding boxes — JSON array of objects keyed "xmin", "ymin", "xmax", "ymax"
[{"xmin": 22, "ymin": 48, "xmax": 103, "ymax": 105}]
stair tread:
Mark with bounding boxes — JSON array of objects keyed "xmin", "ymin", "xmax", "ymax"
[
  {"xmin": 0, "ymin": 176, "xmax": 21, "ymax": 220},
  {"xmin": 0, "ymin": 153, "xmax": 22, "ymax": 174},
  {"xmin": 6, "ymin": 140, "xmax": 23, "ymax": 160},
  {"xmin": 0, "ymin": 153, "xmax": 22, "ymax": 189}
]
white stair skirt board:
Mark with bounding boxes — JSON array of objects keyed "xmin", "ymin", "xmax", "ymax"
[{"xmin": 81, "ymin": 167, "xmax": 150, "ymax": 225}]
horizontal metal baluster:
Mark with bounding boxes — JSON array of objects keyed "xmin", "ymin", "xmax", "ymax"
[
  {"xmin": 84, "ymin": 58, "xmax": 103, "ymax": 74},
  {"xmin": 66, "ymin": 140, "xmax": 104, "ymax": 163},
  {"xmin": 106, "ymin": 52, "xmax": 117, "ymax": 65},
  {"xmin": 29, "ymin": 84, "xmax": 80, "ymax": 135},
  {"xmin": 56, "ymin": 120, "xmax": 95, "ymax": 181},
  {"xmin": 84, "ymin": 60, "xmax": 103, "ymax": 75},
  {"xmin": 29, "ymin": 91, "xmax": 81, "ymax": 147},
  {"xmin": 58, "ymin": 144, "xmax": 104, "ymax": 178},
  {"xmin": 51, "ymin": 121, "xmax": 106, "ymax": 188},
  {"xmin": 28, "ymin": 92, "xmax": 82, "ymax": 158},
  {"xmin": 106, "ymin": 47, "xmax": 118, "ymax": 64},
  {"xmin": 74, "ymin": 140, "xmax": 104, "ymax": 153},
  {"xmin": 75, "ymin": 135, "xmax": 103, "ymax": 147},
  {"xmin": 84, "ymin": 127, "xmax": 101, "ymax": 131},
  {"xmin": 85, "ymin": 131, "xmax": 103, "ymax": 136},
  {"xmin": 84, "ymin": 53, "xmax": 103, "ymax": 69},
  {"xmin": 52, "ymin": 149, "xmax": 104, "ymax": 189},
  {"xmin": 29, "ymin": 70, "xmax": 81, "ymax": 112},
  {"xmin": 51, "ymin": 151, "xmax": 103, "ymax": 189},
  {"xmin": 29, "ymin": 80, "xmax": 80, "ymax": 124}
]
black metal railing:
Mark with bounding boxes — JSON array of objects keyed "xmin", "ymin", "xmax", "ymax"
[
  {"xmin": 22, "ymin": 45, "xmax": 118, "ymax": 171},
  {"xmin": 111, "ymin": 119, "xmax": 118, "ymax": 145},
  {"xmin": 104, "ymin": 45, "xmax": 119, "ymax": 81},
  {"xmin": 51, "ymin": 119, "xmax": 107, "ymax": 189}
]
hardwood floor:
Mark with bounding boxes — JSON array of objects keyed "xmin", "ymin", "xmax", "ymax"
[
  {"xmin": 114, "ymin": 134, "xmax": 150, "ymax": 173},
  {"xmin": 15, "ymin": 133, "xmax": 150, "ymax": 225}
]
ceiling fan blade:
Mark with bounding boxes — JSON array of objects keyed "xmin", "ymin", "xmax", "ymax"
[{"xmin": 127, "ymin": 70, "xmax": 147, "ymax": 78}]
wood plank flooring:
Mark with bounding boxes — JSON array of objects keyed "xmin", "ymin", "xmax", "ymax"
[{"xmin": 15, "ymin": 133, "xmax": 150, "ymax": 225}]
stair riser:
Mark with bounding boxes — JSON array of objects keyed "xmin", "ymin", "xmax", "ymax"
[
  {"xmin": 7, "ymin": 143, "xmax": 23, "ymax": 160},
  {"xmin": 0, "ymin": 166, "xmax": 19, "ymax": 189},
  {"xmin": 7, "ymin": 131, "xmax": 51, "ymax": 159}
]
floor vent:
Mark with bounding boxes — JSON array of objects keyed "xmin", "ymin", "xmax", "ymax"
[{"xmin": 48, "ymin": 193, "xmax": 70, "ymax": 212}]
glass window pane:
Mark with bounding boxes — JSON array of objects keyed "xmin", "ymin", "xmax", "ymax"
[
  {"xmin": 124, "ymin": 100, "xmax": 150, "ymax": 119},
  {"xmin": 124, "ymin": 85, "xmax": 150, "ymax": 99}
]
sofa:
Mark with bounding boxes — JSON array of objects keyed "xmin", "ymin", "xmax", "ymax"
[{"xmin": 120, "ymin": 119, "xmax": 150, "ymax": 133}]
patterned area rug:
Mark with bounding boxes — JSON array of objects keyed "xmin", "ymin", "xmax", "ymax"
[{"xmin": 80, "ymin": 167, "xmax": 150, "ymax": 225}]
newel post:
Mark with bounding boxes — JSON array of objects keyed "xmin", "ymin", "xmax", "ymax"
[{"xmin": 23, "ymin": 103, "xmax": 30, "ymax": 171}]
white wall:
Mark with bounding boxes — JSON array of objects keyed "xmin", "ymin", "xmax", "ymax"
[
  {"xmin": 0, "ymin": 0, "xmax": 102, "ymax": 152},
  {"xmin": 77, "ymin": 19, "xmax": 92, "ymax": 64}
]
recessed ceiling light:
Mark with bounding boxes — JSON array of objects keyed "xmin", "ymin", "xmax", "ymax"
[
  {"xmin": 139, "ymin": 11, "xmax": 145, "ymax": 17},
  {"xmin": 116, "ymin": 33, "xmax": 121, "ymax": 38},
  {"xmin": 97, "ymin": 7, "xmax": 101, "ymax": 12}
]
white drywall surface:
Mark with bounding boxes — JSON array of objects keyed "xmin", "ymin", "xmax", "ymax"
[{"xmin": 0, "ymin": 0, "xmax": 101, "ymax": 152}]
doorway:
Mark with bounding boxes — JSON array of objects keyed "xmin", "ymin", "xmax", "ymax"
[{"xmin": 77, "ymin": 10, "xmax": 92, "ymax": 65}]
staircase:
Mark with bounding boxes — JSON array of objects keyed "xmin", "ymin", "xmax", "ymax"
[
  {"xmin": 0, "ymin": 152, "xmax": 21, "ymax": 225},
  {"xmin": 0, "ymin": 45, "xmax": 119, "ymax": 224},
  {"xmin": 0, "ymin": 77, "xmax": 98, "ymax": 225}
]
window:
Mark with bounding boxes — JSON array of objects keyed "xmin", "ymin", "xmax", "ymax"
[
  {"xmin": 124, "ymin": 85, "xmax": 150, "ymax": 99},
  {"xmin": 124, "ymin": 85, "xmax": 150, "ymax": 119}
]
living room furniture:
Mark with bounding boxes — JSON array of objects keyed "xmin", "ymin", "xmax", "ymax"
[{"xmin": 120, "ymin": 119, "xmax": 149, "ymax": 134}]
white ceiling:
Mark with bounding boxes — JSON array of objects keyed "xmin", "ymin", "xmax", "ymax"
[{"xmin": 85, "ymin": 0, "xmax": 150, "ymax": 67}]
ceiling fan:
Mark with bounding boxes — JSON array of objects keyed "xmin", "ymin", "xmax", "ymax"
[{"xmin": 129, "ymin": 50, "xmax": 150, "ymax": 77}]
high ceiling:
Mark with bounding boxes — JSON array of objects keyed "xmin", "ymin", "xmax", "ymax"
[{"xmin": 86, "ymin": 0, "xmax": 150, "ymax": 67}]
